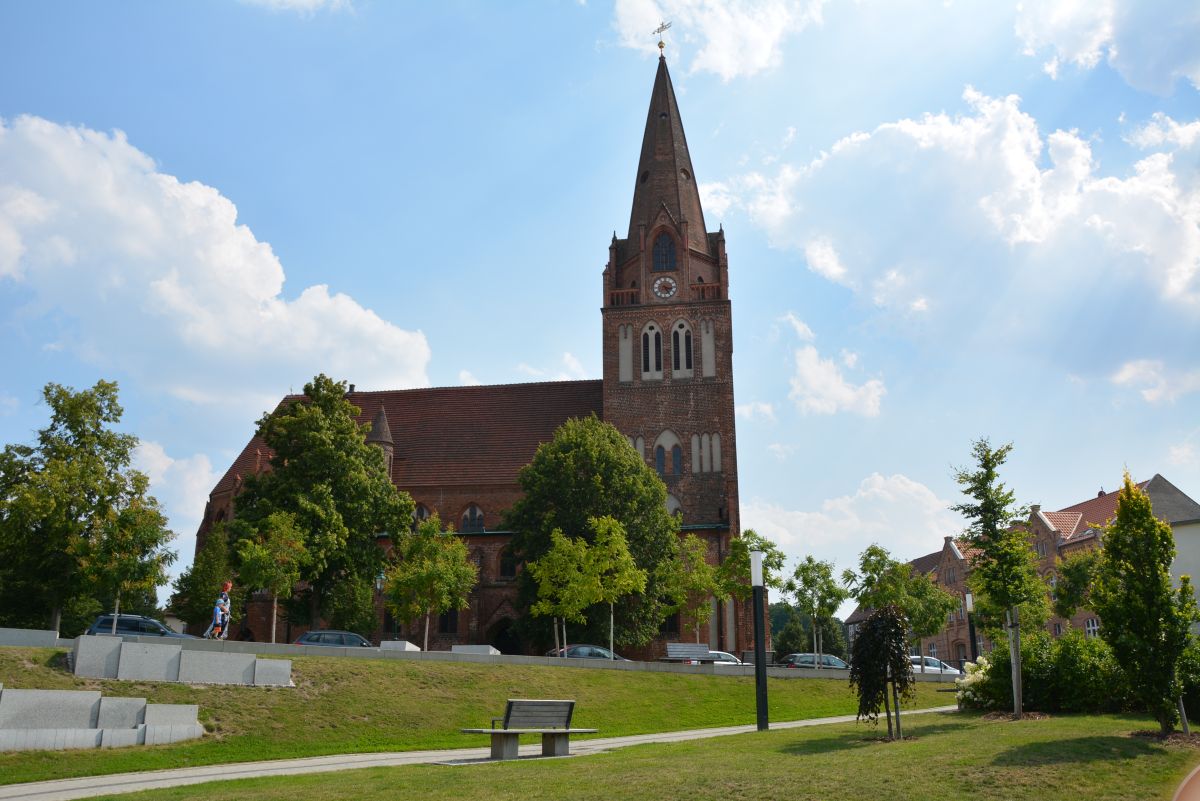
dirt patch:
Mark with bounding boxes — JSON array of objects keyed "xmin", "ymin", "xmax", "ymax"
[
  {"xmin": 981, "ymin": 711, "xmax": 1051, "ymax": 722},
  {"xmin": 1131, "ymin": 730, "xmax": 1200, "ymax": 748}
]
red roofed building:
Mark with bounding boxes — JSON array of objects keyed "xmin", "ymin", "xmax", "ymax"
[
  {"xmin": 848, "ymin": 475, "xmax": 1200, "ymax": 669},
  {"xmin": 194, "ymin": 55, "xmax": 750, "ymax": 656}
]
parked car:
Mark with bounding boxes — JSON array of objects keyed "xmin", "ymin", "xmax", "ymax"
[
  {"xmin": 293, "ymin": 630, "xmax": 373, "ymax": 647},
  {"xmin": 778, "ymin": 653, "xmax": 849, "ymax": 669},
  {"xmin": 910, "ymin": 655, "xmax": 962, "ymax": 675},
  {"xmin": 544, "ymin": 644, "xmax": 628, "ymax": 660},
  {"xmin": 708, "ymin": 650, "xmax": 744, "ymax": 666},
  {"xmin": 85, "ymin": 614, "xmax": 195, "ymax": 638}
]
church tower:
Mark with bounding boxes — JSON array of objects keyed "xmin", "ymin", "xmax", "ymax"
[{"xmin": 602, "ymin": 55, "xmax": 743, "ymax": 650}]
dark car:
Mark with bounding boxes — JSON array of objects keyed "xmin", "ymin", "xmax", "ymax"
[
  {"xmin": 544, "ymin": 644, "xmax": 628, "ymax": 660},
  {"xmin": 85, "ymin": 614, "xmax": 195, "ymax": 638},
  {"xmin": 778, "ymin": 653, "xmax": 849, "ymax": 669},
  {"xmin": 293, "ymin": 630, "xmax": 373, "ymax": 647}
]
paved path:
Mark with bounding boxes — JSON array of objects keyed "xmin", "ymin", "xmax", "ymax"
[{"xmin": 0, "ymin": 706, "xmax": 958, "ymax": 801}]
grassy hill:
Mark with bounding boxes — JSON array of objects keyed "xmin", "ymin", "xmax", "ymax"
[{"xmin": 0, "ymin": 646, "xmax": 951, "ymax": 784}]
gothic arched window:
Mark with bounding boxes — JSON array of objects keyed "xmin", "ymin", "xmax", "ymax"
[
  {"xmin": 655, "ymin": 445, "xmax": 666, "ymax": 476},
  {"xmin": 652, "ymin": 233, "xmax": 676, "ymax": 272},
  {"xmin": 671, "ymin": 444, "xmax": 683, "ymax": 475},
  {"xmin": 461, "ymin": 504, "xmax": 484, "ymax": 533},
  {"xmin": 672, "ymin": 320, "xmax": 693, "ymax": 377},
  {"xmin": 641, "ymin": 323, "xmax": 663, "ymax": 379},
  {"xmin": 411, "ymin": 503, "xmax": 432, "ymax": 531}
]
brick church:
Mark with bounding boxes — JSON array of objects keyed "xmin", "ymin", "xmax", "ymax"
[{"xmin": 195, "ymin": 54, "xmax": 752, "ymax": 656}]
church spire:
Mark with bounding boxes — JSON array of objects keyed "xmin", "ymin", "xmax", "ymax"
[{"xmin": 627, "ymin": 56, "xmax": 710, "ymax": 255}]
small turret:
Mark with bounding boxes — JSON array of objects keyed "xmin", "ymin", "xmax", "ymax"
[{"xmin": 365, "ymin": 406, "xmax": 395, "ymax": 479}]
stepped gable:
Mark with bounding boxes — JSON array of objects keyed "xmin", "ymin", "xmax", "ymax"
[{"xmin": 212, "ymin": 380, "xmax": 603, "ymax": 495}]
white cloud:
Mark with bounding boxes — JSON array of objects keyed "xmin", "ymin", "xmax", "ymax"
[
  {"xmin": 133, "ymin": 441, "xmax": 218, "ymax": 599},
  {"xmin": 743, "ymin": 473, "xmax": 964, "ymax": 614},
  {"xmin": 789, "ymin": 344, "xmax": 885, "ymax": 416},
  {"xmin": 766, "ymin": 442, "xmax": 794, "ymax": 460},
  {"xmin": 1111, "ymin": 359, "xmax": 1200, "ymax": 403},
  {"xmin": 699, "ymin": 181, "xmax": 735, "ymax": 219},
  {"xmin": 0, "ymin": 393, "xmax": 17, "ymax": 416},
  {"xmin": 804, "ymin": 236, "xmax": 850, "ymax": 285},
  {"xmin": 1169, "ymin": 443, "xmax": 1197, "ymax": 467},
  {"xmin": 777, "ymin": 311, "xmax": 815, "ymax": 341},
  {"xmin": 839, "ymin": 349, "xmax": 857, "ymax": 368},
  {"xmin": 613, "ymin": 0, "xmax": 826, "ymax": 81},
  {"xmin": 458, "ymin": 370, "xmax": 482, "ymax": 386},
  {"xmin": 1014, "ymin": 0, "xmax": 1200, "ymax": 93},
  {"xmin": 516, "ymin": 352, "xmax": 591, "ymax": 381},
  {"xmin": 736, "ymin": 400, "xmax": 777, "ymax": 422},
  {"xmin": 1127, "ymin": 113, "xmax": 1200, "ymax": 150},
  {"xmin": 718, "ymin": 89, "xmax": 1200, "ymax": 315},
  {"xmin": 0, "ymin": 115, "xmax": 431, "ymax": 421}
]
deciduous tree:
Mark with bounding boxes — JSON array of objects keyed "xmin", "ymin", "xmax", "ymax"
[
  {"xmin": 791, "ymin": 556, "xmax": 849, "ymax": 667},
  {"xmin": 234, "ymin": 511, "xmax": 307, "ymax": 643},
  {"xmin": 383, "ymin": 516, "xmax": 477, "ymax": 651},
  {"xmin": 1091, "ymin": 472, "xmax": 1199, "ymax": 735},
  {"xmin": 659, "ymin": 533, "xmax": 725, "ymax": 644},
  {"xmin": 849, "ymin": 605, "xmax": 914, "ymax": 739}
]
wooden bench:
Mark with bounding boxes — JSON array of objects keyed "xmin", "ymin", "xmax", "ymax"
[
  {"xmin": 461, "ymin": 699, "xmax": 598, "ymax": 760},
  {"xmin": 662, "ymin": 642, "xmax": 715, "ymax": 663}
]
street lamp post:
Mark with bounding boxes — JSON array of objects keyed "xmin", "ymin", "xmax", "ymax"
[
  {"xmin": 965, "ymin": 591, "xmax": 978, "ymax": 663},
  {"xmin": 750, "ymin": 549, "xmax": 769, "ymax": 731}
]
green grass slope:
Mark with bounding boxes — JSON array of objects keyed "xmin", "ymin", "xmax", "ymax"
[
  {"xmin": 0, "ymin": 646, "xmax": 950, "ymax": 785},
  {"xmin": 96, "ymin": 713, "xmax": 1200, "ymax": 801}
]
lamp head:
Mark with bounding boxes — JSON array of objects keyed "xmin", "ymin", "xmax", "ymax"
[{"xmin": 750, "ymin": 549, "xmax": 764, "ymax": 588}]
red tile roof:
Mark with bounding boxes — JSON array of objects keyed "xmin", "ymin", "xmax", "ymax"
[
  {"xmin": 1041, "ymin": 510, "xmax": 1083, "ymax": 536},
  {"xmin": 211, "ymin": 380, "xmax": 604, "ymax": 496}
]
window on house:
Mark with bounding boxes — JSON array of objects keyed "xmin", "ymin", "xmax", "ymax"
[
  {"xmin": 659, "ymin": 612, "xmax": 680, "ymax": 636},
  {"xmin": 1053, "ymin": 622, "xmax": 1063, "ymax": 636},
  {"xmin": 1084, "ymin": 618, "xmax": 1100, "ymax": 638},
  {"xmin": 439, "ymin": 609, "xmax": 459, "ymax": 635},
  {"xmin": 655, "ymin": 445, "xmax": 666, "ymax": 476},
  {"xmin": 929, "ymin": 643, "xmax": 937, "ymax": 659},
  {"xmin": 499, "ymin": 548, "xmax": 517, "ymax": 579},
  {"xmin": 672, "ymin": 321, "xmax": 693, "ymax": 377},
  {"xmin": 652, "ymin": 233, "xmax": 676, "ymax": 272},
  {"xmin": 461, "ymin": 505, "xmax": 484, "ymax": 533},
  {"xmin": 671, "ymin": 444, "xmax": 683, "ymax": 475}
]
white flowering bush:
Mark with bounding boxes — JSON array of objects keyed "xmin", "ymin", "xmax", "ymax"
[{"xmin": 956, "ymin": 655, "xmax": 994, "ymax": 710}]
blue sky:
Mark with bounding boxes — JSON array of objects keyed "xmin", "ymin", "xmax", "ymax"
[{"xmin": 2, "ymin": 1, "xmax": 1198, "ymax": 615}]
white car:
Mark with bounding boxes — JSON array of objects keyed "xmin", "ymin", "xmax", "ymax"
[
  {"xmin": 910, "ymin": 655, "xmax": 962, "ymax": 675},
  {"xmin": 708, "ymin": 650, "xmax": 744, "ymax": 666}
]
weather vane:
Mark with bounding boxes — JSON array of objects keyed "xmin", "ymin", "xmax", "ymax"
[{"xmin": 653, "ymin": 21, "xmax": 672, "ymax": 54}]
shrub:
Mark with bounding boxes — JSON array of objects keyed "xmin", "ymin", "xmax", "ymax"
[
  {"xmin": 956, "ymin": 655, "xmax": 996, "ymax": 710},
  {"xmin": 1053, "ymin": 628, "xmax": 1130, "ymax": 713}
]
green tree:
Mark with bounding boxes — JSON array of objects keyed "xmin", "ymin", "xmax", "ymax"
[
  {"xmin": 1052, "ymin": 549, "xmax": 1099, "ymax": 621},
  {"xmin": 716, "ymin": 529, "xmax": 787, "ymax": 601},
  {"xmin": 528, "ymin": 528, "xmax": 595, "ymax": 654},
  {"xmin": 791, "ymin": 556, "xmax": 849, "ymax": 667},
  {"xmin": 952, "ymin": 438, "xmax": 1044, "ymax": 716},
  {"xmin": 234, "ymin": 511, "xmax": 308, "ymax": 643},
  {"xmin": 842, "ymin": 544, "xmax": 957, "ymax": 670},
  {"xmin": 1091, "ymin": 472, "xmax": 1199, "ymax": 735},
  {"xmin": 586, "ymin": 516, "xmax": 648, "ymax": 657},
  {"xmin": 849, "ymin": 605, "xmax": 915, "ymax": 739},
  {"xmin": 383, "ymin": 516, "xmax": 478, "ymax": 651},
  {"xmin": 170, "ymin": 524, "xmax": 235, "ymax": 633},
  {"xmin": 77, "ymin": 477, "xmax": 176, "ymax": 633},
  {"xmin": 233, "ymin": 374, "xmax": 414, "ymax": 624},
  {"xmin": 504, "ymin": 415, "xmax": 678, "ymax": 647},
  {"xmin": 0, "ymin": 381, "xmax": 175, "ymax": 631},
  {"xmin": 659, "ymin": 533, "xmax": 725, "ymax": 644}
]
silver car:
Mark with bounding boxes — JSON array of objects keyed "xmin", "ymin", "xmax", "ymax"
[{"xmin": 910, "ymin": 655, "xmax": 962, "ymax": 675}]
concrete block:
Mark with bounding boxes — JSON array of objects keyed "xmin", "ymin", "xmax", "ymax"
[
  {"xmin": 451, "ymin": 644, "xmax": 500, "ymax": 655},
  {"xmin": 178, "ymin": 650, "xmax": 256, "ymax": 685},
  {"xmin": 97, "ymin": 696, "xmax": 146, "ymax": 728},
  {"xmin": 143, "ymin": 704, "xmax": 198, "ymax": 726},
  {"xmin": 144, "ymin": 723, "xmax": 203, "ymax": 745},
  {"xmin": 0, "ymin": 689, "xmax": 101, "ymax": 729},
  {"xmin": 0, "ymin": 627, "xmax": 60, "ymax": 647},
  {"xmin": 73, "ymin": 635, "xmax": 123, "ymax": 679},
  {"xmin": 380, "ymin": 640, "xmax": 420, "ymax": 651},
  {"xmin": 101, "ymin": 727, "xmax": 144, "ymax": 748},
  {"xmin": 253, "ymin": 658, "xmax": 292, "ymax": 686},
  {"xmin": 117, "ymin": 642, "xmax": 182, "ymax": 682}
]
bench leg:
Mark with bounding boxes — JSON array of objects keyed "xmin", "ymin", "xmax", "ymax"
[
  {"xmin": 541, "ymin": 732, "xmax": 570, "ymax": 757},
  {"xmin": 490, "ymin": 732, "xmax": 519, "ymax": 760}
]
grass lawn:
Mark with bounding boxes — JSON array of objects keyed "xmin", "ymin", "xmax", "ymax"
[
  {"xmin": 87, "ymin": 711, "xmax": 1200, "ymax": 801},
  {"xmin": 0, "ymin": 646, "xmax": 952, "ymax": 785}
]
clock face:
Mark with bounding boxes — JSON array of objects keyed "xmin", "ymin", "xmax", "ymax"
[{"xmin": 652, "ymin": 276, "xmax": 678, "ymax": 299}]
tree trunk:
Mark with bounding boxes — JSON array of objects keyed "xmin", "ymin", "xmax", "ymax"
[
  {"xmin": 51, "ymin": 606, "xmax": 62, "ymax": 636},
  {"xmin": 423, "ymin": 610, "xmax": 430, "ymax": 652},
  {"xmin": 561, "ymin": 619, "xmax": 568, "ymax": 657},
  {"xmin": 892, "ymin": 677, "xmax": 903, "ymax": 740},
  {"xmin": 1178, "ymin": 697, "xmax": 1190, "ymax": 736},
  {"xmin": 609, "ymin": 603, "xmax": 615, "ymax": 659},
  {"xmin": 552, "ymin": 616, "xmax": 560, "ymax": 654},
  {"xmin": 110, "ymin": 594, "xmax": 121, "ymax": 635},
  {"xmin": 812, "ymin": 623, "xmax": 819, "ymax": 665},
  {"xmin": 1008, "ymin": 607, "xmax": 1023, "ymax": 718},
  {"xmin": 883, "ymin": 671, "xmax": 894, "ymax": 739},
  {"xmin": 270, "ymin": 594, "xmax": 278, "ymax": 644}
]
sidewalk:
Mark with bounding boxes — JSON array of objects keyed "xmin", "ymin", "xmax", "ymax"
[{"xmin": 0, "ymin": 706, "xmax": 958, "ymax": 801}]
